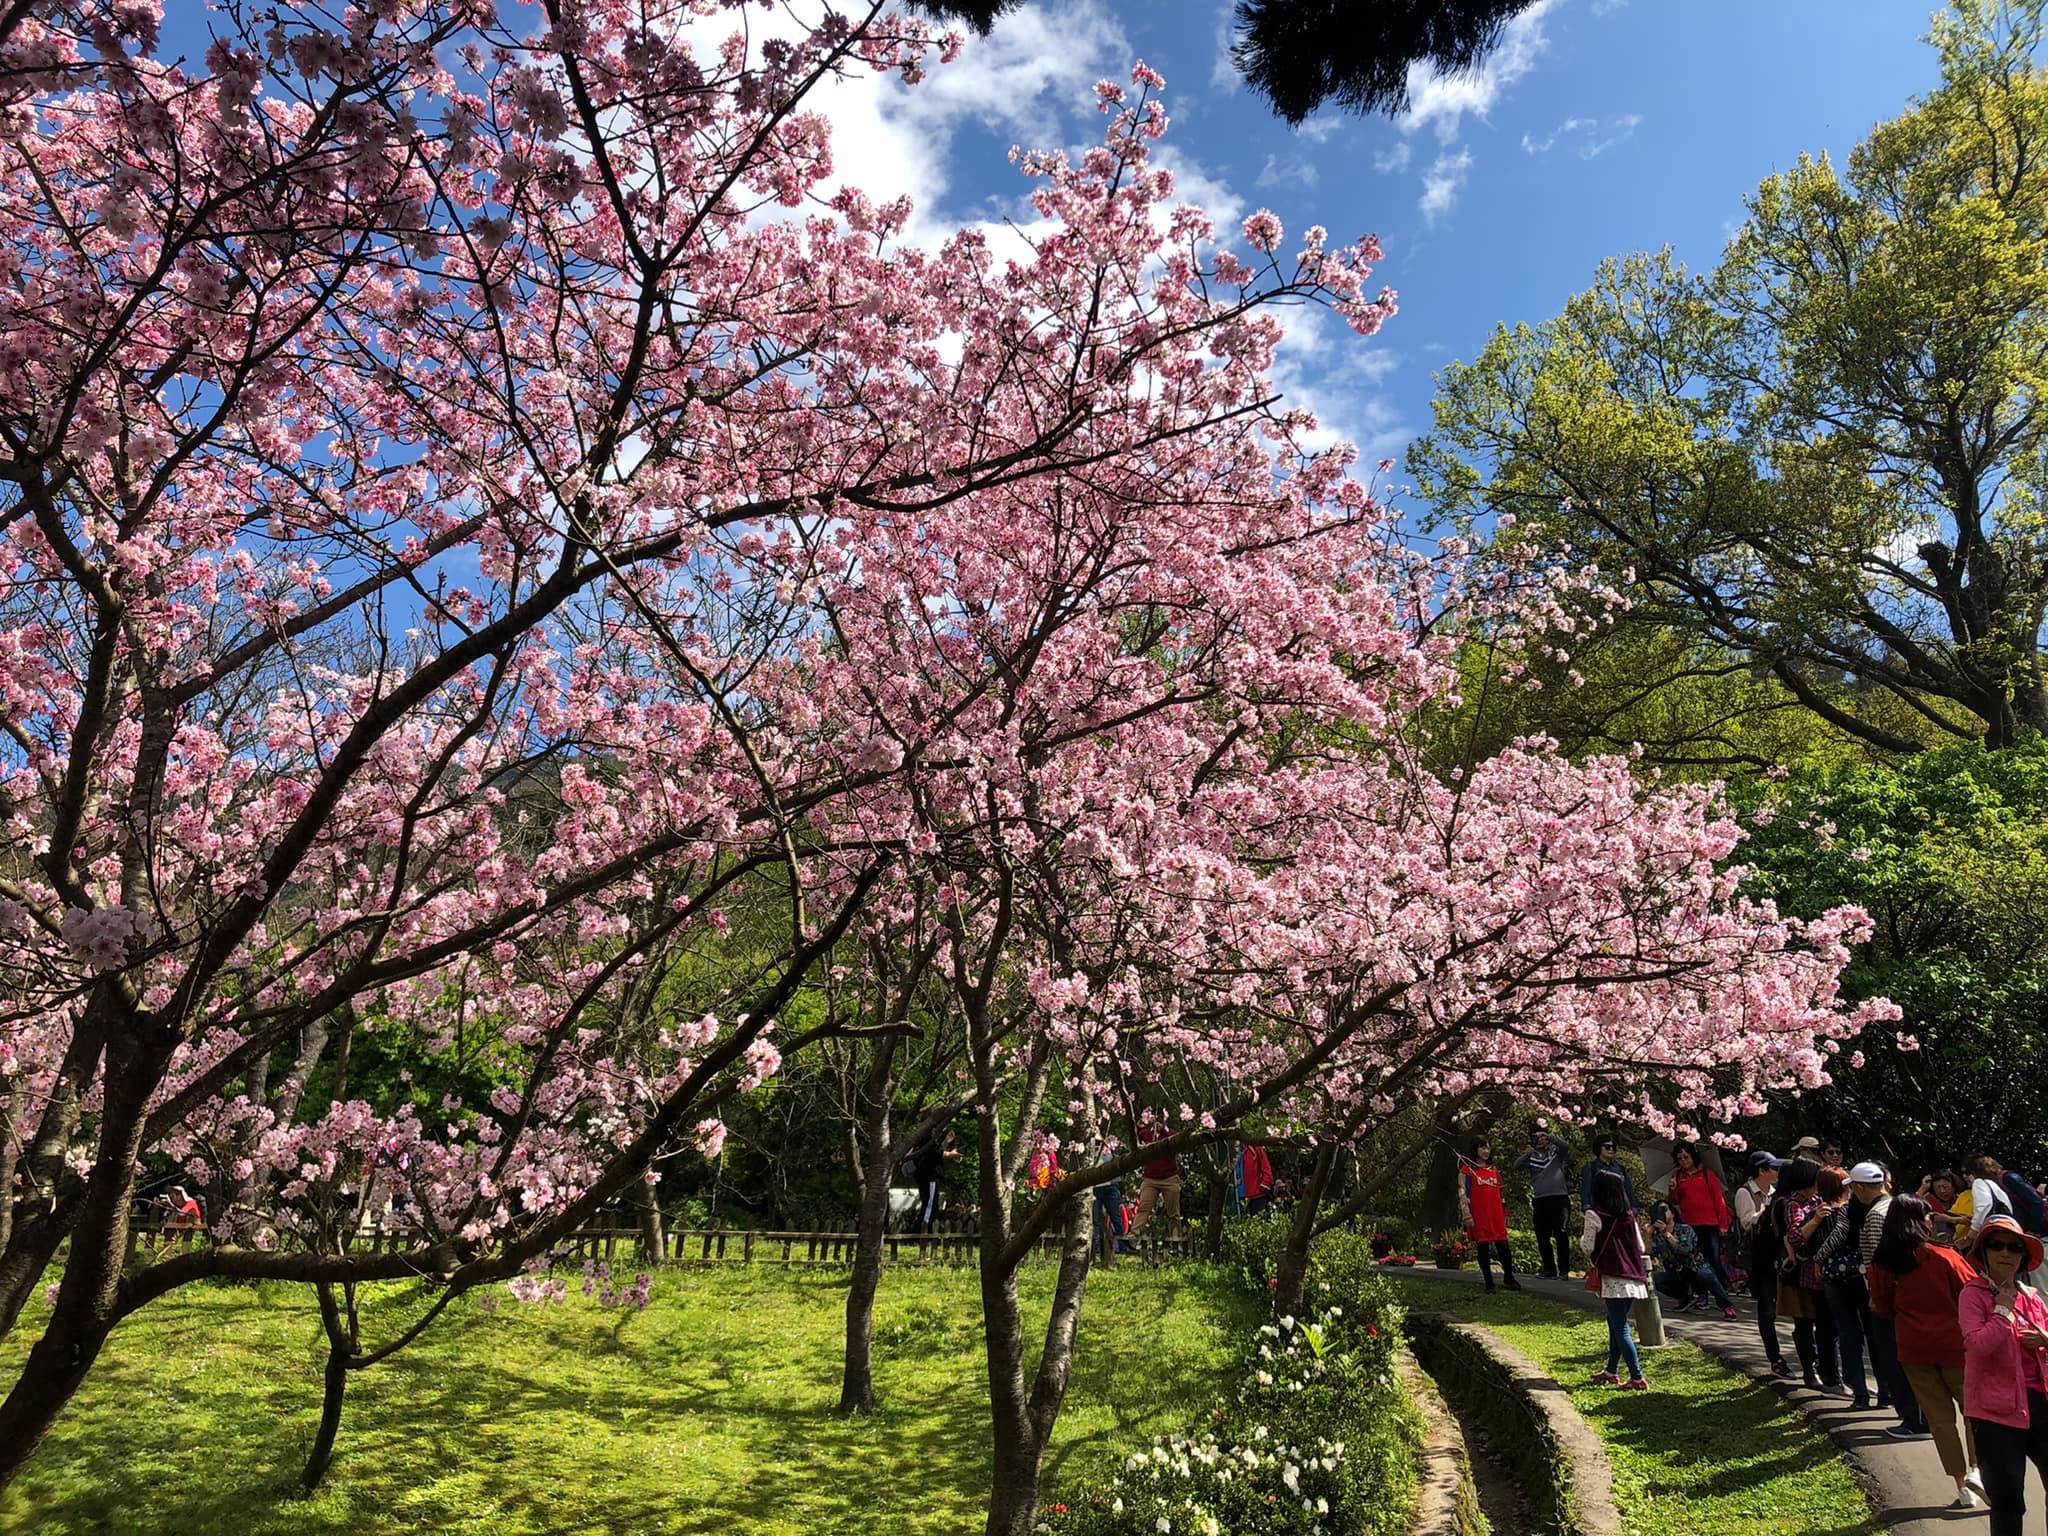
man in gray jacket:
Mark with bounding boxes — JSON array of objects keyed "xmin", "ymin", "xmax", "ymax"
[{"xmin": 1513, "ymin": 1123, "xmax": 1575, "ymax": 1278}]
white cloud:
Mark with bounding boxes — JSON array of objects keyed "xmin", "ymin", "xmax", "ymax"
[
  {"xmin": 1296, "ymin": 117, "xmax": 1342, "ymax": 144},
  {"xmin": 1257, "ymin": 152, "xmax": 1320, "ymax": 190},
  {"xmin": 1523, "ymin": 113, "xmax": 1642, "ymax": 158},
  {"xmin": 1209, "ymin": 1, "xmax": 1241, "ymax": 93},
  {"xmin": 700, "ymin": 0, "xmax": 1131, "ymax": 251},
  {"xmin": 1264, "ymin": 309, "xmax": 1414, "ymax": 465},
  {"xmin": 1419, "ymin": 148, "xmax": 1473, "ymax": 224},
  {"xmin": 1399, "ymin": 0, "xmax": 1558, "ymax": 143},
  {"xmin": 1372, "ymin": 141, "xmax": 1413, "ymax": 175},
  {"xmin": 1592, "ymin": 0, "xmax": 1630, "ymax": 14}
]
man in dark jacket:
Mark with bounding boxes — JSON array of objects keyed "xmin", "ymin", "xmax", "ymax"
[
  {"xmin": 1513, "ymin": 1123, "xmax": 1574, "ymax": 1278},
  {"xmin": 1579, "ymin": 1135, "xmax": 1638, "ymax": 1215}
]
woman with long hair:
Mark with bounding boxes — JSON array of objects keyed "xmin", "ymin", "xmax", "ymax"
[
  {"xmin": 1871, "ymin": 1194, "xmax": 1982, "ymax": 1509},
  {"xmin": 1775, "ymin": 1158, "xmax": 1841, "ymax": 1392},
  {"xmin": 1582, "ymin": 1167, "xmax": 1650, "ymax": 1389}
]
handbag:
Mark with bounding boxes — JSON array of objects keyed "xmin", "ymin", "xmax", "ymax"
[{"xmin": 1585, "ymin": 1218, "xmax": 1617, "ymax": 1292}]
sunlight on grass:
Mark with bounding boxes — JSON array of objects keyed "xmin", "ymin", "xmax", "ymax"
[{"xmin": 0, "ymin": 1261, "xmax": 1256, "ymax": 1536}]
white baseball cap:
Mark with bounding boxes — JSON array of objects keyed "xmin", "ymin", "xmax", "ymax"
[{"xmin": 1848, "ymin": 1161, "xmax": 1887, "ymax": 1185}]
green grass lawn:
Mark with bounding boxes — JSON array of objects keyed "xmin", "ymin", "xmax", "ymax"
[
  {"xmin": 0, "ymin": 1261, "xmax": 1257, "ymax": 1536},
  {"xmin": 1398, "ymin": 1279, "xmax": 1877, "ymax": 1536}
]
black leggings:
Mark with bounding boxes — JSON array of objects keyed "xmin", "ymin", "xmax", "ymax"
[
  {"xmin": 1971, "ymin": 1391, "xmax": 2048, "ymax": 1536},
  {"xmin": 1476, "ymin": 1240, "xmax": 1516, "ymax": 1287},
  {"xmin": 1792, "ymin": 1303, "xmax": 1839, "ymax": 1383}
]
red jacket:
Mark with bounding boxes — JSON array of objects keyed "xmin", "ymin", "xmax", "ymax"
[
  {"xmin": 1240, "ymin": 1145, "xmax": 1274, "ymax": 1200},
  {"xmin": 1669, "ymin": 1165, "xmax": 1731, "ymax": 1232},
  {"xmin": 1869, "ymin": 1243, "xmax": 1977, "ymax": 1367}
]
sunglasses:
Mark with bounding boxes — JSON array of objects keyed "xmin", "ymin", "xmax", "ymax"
[{"xmin": 1983, "ymin": 1240, "xmax": 2029, "ymax": 1256}]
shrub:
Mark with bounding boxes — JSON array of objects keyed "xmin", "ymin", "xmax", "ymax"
[{"xmin": 1048, "ymin": 1224, "xmax": 1419, "ymax": 1536}]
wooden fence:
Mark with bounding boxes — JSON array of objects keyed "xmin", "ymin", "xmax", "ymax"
[{"xmin": 124, "ymin": 1215, "xmax": 1200, "ymax": 1269}]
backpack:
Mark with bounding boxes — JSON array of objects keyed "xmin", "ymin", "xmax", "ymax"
[{"xmin": 2002, "ymin": 1170, "xmax": 2048, "ymax": 1237}]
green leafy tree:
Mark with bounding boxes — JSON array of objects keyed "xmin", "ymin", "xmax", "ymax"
[
  {"xmin": 1416, "ymin": 0, "xmax": 2048, "ymax": 752},
  {"xmin": 1734, "ymin": 739, "xmax": 2048, "ymax": 1175}
]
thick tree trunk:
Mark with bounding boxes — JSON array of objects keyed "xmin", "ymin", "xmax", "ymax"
[
  {"xmin": 1274, "ymin": 1141, "xmax": 1337, "ymax": 1316},
  {"xmin": 0, "ymin": 1025, "xmax": 171, "ymax": 1487}
]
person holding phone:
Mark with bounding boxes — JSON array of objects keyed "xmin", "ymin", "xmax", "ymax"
[{"xmin": 1962, "ymin": 1214, "xmax": 2048, "ymax": 1536}]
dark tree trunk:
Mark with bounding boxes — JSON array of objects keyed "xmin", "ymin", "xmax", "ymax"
[
  {"xmin": 1203, "ymin": 1168, "xmax": 1227, "ymax": 1258},
  {"xmin": 840, "ymin": 1109, "xmax": 897, "ymax": 1415},
  {"xmin": 1274, "ymin": 1140, "xmax": 1337, "ymax": 1315},
  {"xmin": 980, "ymin": 1186, "xmax": 1094, "ymax": 1536},
  {"xmin": 302, "ymin": 1281, "xmax": 355, "ymax": 1489},
  {"xmin": 0, "ymin": 1024, "xmax": 172, "ymax": 1486}
]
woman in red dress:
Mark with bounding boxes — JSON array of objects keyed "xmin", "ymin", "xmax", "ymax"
[{"xmin": 1463, "ymin": 1138, "xmax": 1521, "ymax": 1293}]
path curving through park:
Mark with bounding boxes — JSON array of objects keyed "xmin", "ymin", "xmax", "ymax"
[{"xmin": 1379, "ymin": 1263, "xmax": 2046, "ymax": 1535}]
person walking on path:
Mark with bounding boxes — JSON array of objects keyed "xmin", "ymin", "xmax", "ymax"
[
  {"xmin": 1513, "ymin": 1123, "xmax": 1574, "ymax": 1278},
  {"xmin": 1668, "ymin": 1142, "xmax": 1734, "ymax": 1284},
  {"xmin": 1582, "ymin": 1168, "xmax": 1650, "ymax": 1389},
  {"xmin": 1462, "ymin": 1137, "xmax": 1521, "ymax": 1293},
  {"xmin": 1578, "ymin": 1135, "xmax": 1638, "ymax": 1215},
  {"xmin": 1871, "ymin": 1193, "xmax": 1984, "ymax": 1510},
  {"xmin": 1735, "ymin": 1151, "xmax": 1791, "ymax": 1376},
  {"xmin": 1779, "ymin": 1158, "xmax": 1843, "ymax": 1392},
  {"xmin": 1962, "ymin": 1214, "xmax": 2048, "ymax": 1536}
]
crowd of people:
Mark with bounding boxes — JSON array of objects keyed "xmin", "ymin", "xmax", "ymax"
[{"xmin": 1486, "ymin": 1125, "xmax": 2048, "ymax": 1532}]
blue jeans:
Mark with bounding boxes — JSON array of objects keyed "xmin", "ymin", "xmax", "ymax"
[
  {"xmin": 1605, "ymin": 1296, "xmax": 1643, "ymax": 1380},
  {"xmin": 1691, "ymin": 1224, "xmax": 1728, "ymax": 1284},
  {"xmin": 1091, "ymin": 1184, "xmax": 1125, "ymax": 1259}
]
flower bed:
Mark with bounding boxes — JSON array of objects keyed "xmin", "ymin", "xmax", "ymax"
[{"xmin": 1044, "ymin": 1226, "xmax": 1419, "ymax": 1536}]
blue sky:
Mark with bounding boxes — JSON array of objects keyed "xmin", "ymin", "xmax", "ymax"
[
  {"xmin": 157, "ymin": 0, "xmax": 1943, "ymax": 474},
  {"xmin": 832, "ymin": 0, "xmax": 1943, "ymax": 472}
]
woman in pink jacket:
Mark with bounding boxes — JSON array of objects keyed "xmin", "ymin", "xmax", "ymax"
[
  {"xmin": 1668, "ymin": 1143, "xmax": 1733, "ymax": 1284},
  {"xmin": 1962, "ymin": 1214, "xmax": 2048, "ymax": 1536}
]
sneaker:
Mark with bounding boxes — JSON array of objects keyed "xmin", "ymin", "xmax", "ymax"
[
  {"xmin": 1590, "ymin": 1371, "xmax": 1621, "ymax": 1386},
  {"xmin": 1884, "ymin": 1424, "xmax": 1930, "ymax": 1441},
  {"xmin": 1770, "ymin": 1359, "xmax": 1794, "ymax": 1379},
  {"xmin": 1504, "ymin": 1278, "xmax": 1524, "ymax": 1292},
  {"xmin": 1802, "ymin": 1370, "xmax": 1822, "ymax": 1390},
  {"xmin": 1967, "ymin": 1468, "xmax": 1985, "ymax": 1494},
  {"xmin": 1950, "ymin": 1489, "xmax": 1984, "ymax": 1512},
  {"xmin": 1826, "ymin": 1383, "xmax": 1854, "ymax": 1399},
  {"xmin": 1722, "ymin": 1306, "xmax": 1738, "ymax": 1319},
  {"xmin": 1621, "ymin": 1376, "xmax": 1648, "ymax": 1391}
]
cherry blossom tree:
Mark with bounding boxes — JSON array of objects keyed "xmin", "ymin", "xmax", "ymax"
[{"xmin": 0, "ymin": 0, "xmax": 1412, "ymax": 1489}]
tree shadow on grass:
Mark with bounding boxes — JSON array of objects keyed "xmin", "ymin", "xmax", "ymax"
[{"xmin": 3, "ymin": 1268, "xmax": 1241, "ymax": 1536}]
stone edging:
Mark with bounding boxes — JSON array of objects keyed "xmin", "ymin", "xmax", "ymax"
[
  {"xmin": 1396, "ymin": 1344, "xmax": 1485, "ymax": 1536},
  {"xmin": 1406, "ymin": 1313, "xmax": 1624, "ymax": 1536}
]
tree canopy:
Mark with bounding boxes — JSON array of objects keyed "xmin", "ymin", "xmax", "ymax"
[{"xmin": 1416, "ymin": 0, "xmax": 2048, "ymax": 753}]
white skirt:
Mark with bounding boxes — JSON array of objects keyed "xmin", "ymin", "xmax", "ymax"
[{"xmin": 1600, "ymin": 1277, "xmax": 1650, "ymax": 1301}]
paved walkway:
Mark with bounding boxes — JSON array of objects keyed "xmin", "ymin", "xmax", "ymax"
[{"xmin": 1379, "ymin": 1263, "xmax": 2044, "ymax": 1534}]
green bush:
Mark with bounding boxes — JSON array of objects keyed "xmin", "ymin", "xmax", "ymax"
[{"xmin": 1047, "ymin": 1224, "xmax": 1419, "ymax": 1536}]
